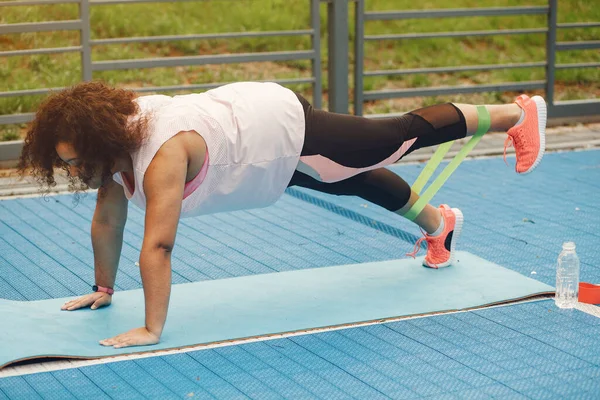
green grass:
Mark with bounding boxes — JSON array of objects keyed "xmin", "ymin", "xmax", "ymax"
[
  {"xmin": 1, "ymin": 126, "xmax": 20, "ymax": 141},
  {"xmin": 1, "ymin": 0, "xmax": 599, "ymax": 140}
]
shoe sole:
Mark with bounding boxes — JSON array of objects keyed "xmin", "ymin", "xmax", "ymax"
[
  {"xmin": 423, "ymin": 208, "xmax": 464, "ymax": 269},
  {"xmin": 520, "ymin": 95, "xmax": 547, "ymax": 175}
]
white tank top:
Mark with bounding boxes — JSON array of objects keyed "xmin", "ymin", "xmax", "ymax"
[{"xmin": 112, "ymin": 82, "xmax": 305, "ymax": 218}]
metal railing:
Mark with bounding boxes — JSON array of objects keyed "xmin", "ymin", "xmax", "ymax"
[
  {"xmin": 0, "ymin": 0, "xmax": 322, "ymax": 126},
  {"xmin": 351, "ymin": 0, "xmax": 600, "ymax": 118},
  {"xmin": 0, "ymin": 0, "xmax": 599, "ymax": 133}
]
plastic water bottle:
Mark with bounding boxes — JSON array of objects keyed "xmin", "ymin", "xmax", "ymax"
[{"xmin": 555, "ymin": 241, "xmax": 580, "ymax": 309}]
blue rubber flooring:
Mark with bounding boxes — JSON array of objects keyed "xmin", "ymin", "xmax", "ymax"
[{"xmin": 1, "ymin": 149, "xmax": 599, "ymax": 399}]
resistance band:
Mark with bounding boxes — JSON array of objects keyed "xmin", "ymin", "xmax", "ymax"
[{"xmin": 404, "ymin": 105, "xmax": 491, "ymax": 221}]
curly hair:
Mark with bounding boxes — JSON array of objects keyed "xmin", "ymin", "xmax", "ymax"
[{"xmin": 18, "ymin": 81, "xmax": 148, "ymax": 196}]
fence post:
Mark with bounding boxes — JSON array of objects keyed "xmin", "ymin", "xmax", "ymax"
[
  {"xmin": 311, "ymin": 0, "xmax": 322, "ymax": 109},
  {"xmin": 354, "ymin": 0, "xmax": 364, "ymax": 116},
  {"xmin": 80, "ymin": 0, "xmax": 92, "ymax": 81},
  {"xmin": 546, "ymin": 0, "xmax": 557, "ymax": 111},
  {"xmin": 327, "ymin": 0, "xmax": 349, "ymax": 113}
]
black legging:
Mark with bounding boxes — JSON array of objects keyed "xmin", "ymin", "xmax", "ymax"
[{"xmin": 287, "ymin": 93, "xmax": 467, "ymax": 211}]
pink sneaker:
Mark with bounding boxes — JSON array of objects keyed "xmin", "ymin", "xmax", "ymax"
[
  {"xmin": 505, "ymin": 94, "xmax": 547, "ymax": 174},
  {"xmin": 406, "ymin": 205, "xmax": 464, "ymax": 269}
]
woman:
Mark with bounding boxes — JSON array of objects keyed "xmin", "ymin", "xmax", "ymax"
[{"xmin": 18, "ymin": 81, "xmax": 546, "ymax": 349}]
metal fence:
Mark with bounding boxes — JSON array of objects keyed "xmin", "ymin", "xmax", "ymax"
[
  {"xmin": 1, "ymin": 0, "xmax": 599, "ymax": 132},
  {"xmin": 350, "ymin": 0, "xmax": 600, "ymax": 119},
  {"xmin": 0, "ymin": 0, "xmax": 322, "ymax": 127}
]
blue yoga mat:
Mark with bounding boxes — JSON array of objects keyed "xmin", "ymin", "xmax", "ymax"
[{"xmin": 0, "ymin": 251, "xmax": 553, "ymax": 369}]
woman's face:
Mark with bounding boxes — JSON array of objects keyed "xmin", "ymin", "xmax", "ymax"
[{"xmin": 55, "ymin": 141, "xmax": 104, "ymax": 189}]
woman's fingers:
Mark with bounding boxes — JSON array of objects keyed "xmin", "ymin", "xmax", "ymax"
[
  {"xmin": 99, "ymin": 335, "xmax": 121, "ymax": 346},
  {"xmin": 61, "ymin": 298, "xmax": 84, "ymax": 310},
  {"xmin": 60, "ymin": 300, "xmax": 75, "ymax": 310},
  {"xmin": 61, "ymin": 293, "xmax": 106, "ymax": 311},
  {"xmin": 61, "ymin": 298, "xmax": 90, "ymax": 311},
  {"xmin": 100, "ymin": 333, "xmax": 126, "ymax": 347},
  {"xmin": 99, "ymin": 327, "xmax": 158, "ymax": 349}
]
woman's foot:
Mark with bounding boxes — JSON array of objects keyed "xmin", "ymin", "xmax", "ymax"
[
  {"xmin": 406, "ymin": 205, "xmax": 463, "ymax": 268},
  {"xmin": 505, "ymin": 95, "xmax": 547, "ymax": 174}
]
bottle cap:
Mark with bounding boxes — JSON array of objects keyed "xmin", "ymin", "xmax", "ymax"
[{"xmin": 562, "ymin": 241, "xmax": 576, "ymax": 250}]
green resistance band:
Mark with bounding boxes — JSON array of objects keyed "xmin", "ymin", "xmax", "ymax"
[{"xmin": 404, "ymin": 105, "xmax": 491, "ymax": 221}]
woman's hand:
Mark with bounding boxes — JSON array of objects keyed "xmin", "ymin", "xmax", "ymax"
[
  {"xmin": 61, "ymin": 292, "xmax": 112, "ymax": 311},
  {"xmin": 99, "ymin": 327, "xmax": 160, "ymax": 349}
]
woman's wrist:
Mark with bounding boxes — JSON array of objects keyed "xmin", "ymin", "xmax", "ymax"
[{"xmin": 92, "ymin": 284, "xmax": 114, "ymax": 295}]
